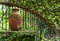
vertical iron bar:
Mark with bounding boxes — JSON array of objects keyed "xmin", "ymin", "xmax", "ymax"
[
  {"xmin": 20, "ymin": 10, "xmax": 24, "ymax": 30},
  {"xmin": 31, "ymin": 13, "xmax": 32, "ymax": 31},
  {"xmin": 33, "ymin": 14, "xmax": 35, "ymax": 31},
  {"xmin": 32, "ymin": 13, "xmax": 33, "ymax": 31},
  {"xmin": 23, "ymin": 10, "xmax": 25, "ymax": 31},
  {"xmin": 31, "ymin": 14, "xmax": 33, "ymax": 31},
  {"xmin": 24, "ymin": 10, "xmax": 25, "ymax": 31},
  {"xmin": 5, "ymin": 6, "xmax": 7, "ymax": 31},
  {"xmin": 20, "ymin": 9, "xmax": 23, "ymax": 31},
  {"xmin": 8, "ymin": 6, "xmax": 10, "ymax": 31},
  {"xmin": 29, "ymin": 13, "xmax": 31, "ymax": 31},
  {"xmin": 29, "ymin": 1, "xmax": 31, "ymax": 31},
  {"xmin": 28, "ymin": 12, "xmax": 30, "ymax": 31},
  {"xmin": 23, "ymin": 1, "xmax": 25, "ymax": 31},
  {"xmin": 39, "ymin": 19, "xmax": 40, "ymax": 41},
  {"xmin": 2, "ymin": 5, "xmax": 4, "ymax": 30},
  {"xmin": 34, "ymin": 14, "xmax": 36, "ymax": 32},
  {"xmin": 29, "ymin": 12, "xmax": 31, "ymax": 31},
  {"xmin": 25, "ymin": 11, "xmax": 26, "ymax": 31},
  {"xmin": 27, "ymin": 12, "xmax": 29, "ymax": 31}
]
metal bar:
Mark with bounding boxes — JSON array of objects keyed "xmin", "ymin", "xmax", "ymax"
[
  {"xmin": 28, "ymin": 12, "xmax": 30, "ymax": 31},
  {"xmin": 23, "ymin": 10, "xmax": 25, "ymax": 31},
  {"xmin": 8, "ymin": 6, "xmax": 10, "ymax": 30},
  {"xmin": 32, "ymin": 15, "xmax": 35, "ymax": 31},
  {"xmin": 32, "ymin": 14, "xmax": 34, "ymax": 31},
  {"xmin": 30, "ymin": 12, "xmax": 31, "ymax": 31},
  {"xmin": 24, "ymin": 11, "xmax": 27, "ymax": 29},
  {"xmin": 34, "ymin": 14, "xmax": 36, "ymax": 32},
  {"xmin": 0, "ymin": 31, "xmax": 36, "ymax": 33},
  {"xmin": 5, "ymin": 6, "xmax": 8, "ymax": 30},
  {"xmin": 22, "ymin": 10, "xmax": 23, "ymax": 30},
  {"xmin": 2, "ymin": 5, "xmax": 4, "ymax": 30}
]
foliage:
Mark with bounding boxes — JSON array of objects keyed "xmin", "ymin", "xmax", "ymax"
[{"xmin": 0, "ymin": 32, "xmax": 35, "ymax": 41}]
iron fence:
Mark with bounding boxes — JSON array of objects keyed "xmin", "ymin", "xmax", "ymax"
[
  {"xmin": 0, "ymin": 4, "xmax": 40, "ymax": 41},
  {"xmin": 0, "ymin": 0, "xmax": 59, "ymax": 41}
]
